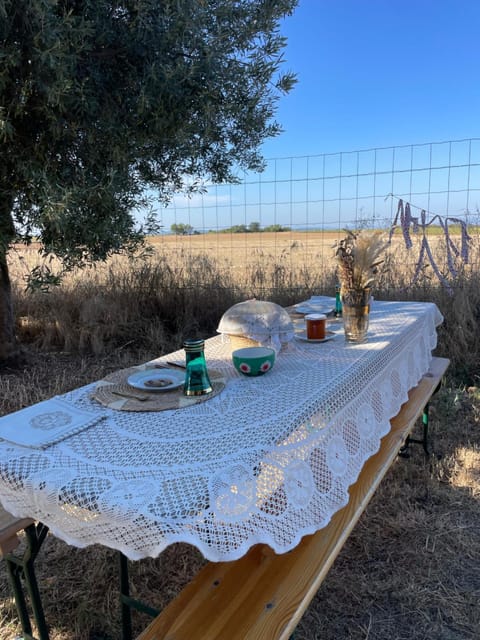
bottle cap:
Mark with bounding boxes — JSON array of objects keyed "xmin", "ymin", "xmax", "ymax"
[{"xmin": 183, "ymin": 339, "xmax": 205, "ymax": 352}]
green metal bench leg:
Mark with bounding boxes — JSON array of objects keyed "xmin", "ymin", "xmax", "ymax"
[
  {"xmin": 119, "ymin": 552, "xmax": 160, "ymax": 640},
  {"xmin": 399, "ymin": 374, "xmax": 444, "ymax": 459},
  {"xmin": 399, "ymin": 401, "xmax": 431, "ymax": 457},
  {"xmin": 421, "ymin": 402, "xmax": 430, "ymax": 455},
  {"xmin": 5, "ymin": 522, "xmax": 49, "ymax": 640}
]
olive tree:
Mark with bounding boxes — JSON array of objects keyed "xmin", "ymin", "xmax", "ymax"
[{"xmin": 0, "ymin": 0, "xmax": 297, "ymax": 363}]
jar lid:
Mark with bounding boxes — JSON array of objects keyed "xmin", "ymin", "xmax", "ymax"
[{"xmin": 305, "ymin": 313, "xmax": 327, "ymax": 320}]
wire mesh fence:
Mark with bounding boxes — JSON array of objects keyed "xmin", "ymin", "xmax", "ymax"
[
  {"xmin": 152, "ymin": 138, "xmax": 479, "ymax": 291},
  {"xmin": 163, "ymin": 137, "xmax": 480, "ymax": 232}
]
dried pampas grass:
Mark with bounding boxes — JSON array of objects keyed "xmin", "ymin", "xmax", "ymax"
[{"xmin": 335, "ymin": 230, "xmax": 389, "ymax": 290}]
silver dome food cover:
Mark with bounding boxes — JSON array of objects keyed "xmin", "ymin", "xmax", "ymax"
[{"xmin": 217, "ymin": 299, "xmax": 294, "ymax": 351}]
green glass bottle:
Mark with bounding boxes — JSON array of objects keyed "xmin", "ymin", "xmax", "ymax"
[
  {"xmin": 183, "ymin": 339, "xmax": 213, "ymax": 396},
  {"xmin": 335, "ymin": 284, "xmax": 343, "ymax": 317}
]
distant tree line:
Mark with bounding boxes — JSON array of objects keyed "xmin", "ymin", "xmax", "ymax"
[
  {"xmin": 222, "ymin": 222, "xmax": 291, "ymax": 233},
  {"xmin": 171, "ymin": 222, "xmax": 290, "ymax": 234}
]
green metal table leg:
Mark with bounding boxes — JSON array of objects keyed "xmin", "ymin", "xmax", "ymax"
[
  {"xmin": 120, "ymin": 552, "xmax": 133, "ymax": 640},
  {"xmin": 4, "ymin": 522, "xmax": 49, "ymax": 640},
  {"xmin": 5, "ymin": 558, "xmax": 35, "ymax": 639},
  {"xmin": 119, "ymin": 552, "xmax": 160, "ymax": 640}
]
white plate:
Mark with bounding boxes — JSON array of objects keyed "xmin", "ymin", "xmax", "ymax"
[
  {"xmin": 294, "ymin": 331, "xmax": 336, "ymax": 343},
  {"xmin": 127, "ymin": 369, "xmax": 184, "ymax": 392},
  {"xmin": 294, "ymin": 305, "xmax": 332, "ymax": 315}
]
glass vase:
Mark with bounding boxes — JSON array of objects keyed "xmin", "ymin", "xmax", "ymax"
[{"xmin": 341, "ymin": 287, "xmax": 371, "ymax": 343}]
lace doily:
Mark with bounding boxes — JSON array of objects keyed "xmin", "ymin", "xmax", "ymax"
[{"xmin": 0, "ymin": 300, "xmax": 443, "ymax": 562}]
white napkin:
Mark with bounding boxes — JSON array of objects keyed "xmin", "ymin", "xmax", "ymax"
[{"xmin": 0, "ymin": 397, "xmax": 105, "ymax": 449}]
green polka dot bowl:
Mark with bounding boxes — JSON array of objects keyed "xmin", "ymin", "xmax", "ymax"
[{"xmin": 231, "ymin": 346, "xmax": 276, "ymax": 377}]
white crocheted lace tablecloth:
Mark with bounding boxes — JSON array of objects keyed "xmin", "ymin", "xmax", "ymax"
[{"xmin": 0, "ymin": 300, "xmax": 443, "ymax": 562}]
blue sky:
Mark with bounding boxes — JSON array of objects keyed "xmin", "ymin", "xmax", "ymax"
[
  {"xmin": 162, "ymin": 1, "xmax": 480, "ymax": 231},
  {"xmin": 262, "ymin": 0, "xmax": 480, "ymax": 157}
]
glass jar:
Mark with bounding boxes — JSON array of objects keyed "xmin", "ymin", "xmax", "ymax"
[
  {"xmin": 183, "ymin": 339, "xmax": 213, "ymax": 396},
  {"xmin": 341, "ymin": 287, "xmax": 371, "ymax": 343},
  {"xmin": 305, "ymin": 313, "xmax": 327, "ymax": 340}
]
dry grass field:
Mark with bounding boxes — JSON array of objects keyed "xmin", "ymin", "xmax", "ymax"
[
  {"xmin": 1, "ymin": 230, "xmax": 479, "ymax": 639},
  {"xmin": 148, "ymin": 229, "xmax": 465, "ymax": 285}
]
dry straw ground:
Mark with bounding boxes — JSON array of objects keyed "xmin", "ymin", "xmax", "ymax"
[{"xmin": 1, "ymin": 230, "xmax": 479, "ymax": 639}]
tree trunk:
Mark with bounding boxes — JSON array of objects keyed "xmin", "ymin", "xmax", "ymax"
[
  {"xmin": 0, "ymin": 192, "xmax": 19, "ymax": 364},
  {"xmin": 0, "ymin": 251, "xmax": 19, "ymax": 364}
]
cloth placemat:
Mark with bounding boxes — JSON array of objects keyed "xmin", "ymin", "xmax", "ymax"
[
  {"xmin": 0, "ymin": 398, "xmax": 105, "ymax": 449},
  {"xmin": 92, "ymin": 365, "xmax": 225, "ymax": 412}
]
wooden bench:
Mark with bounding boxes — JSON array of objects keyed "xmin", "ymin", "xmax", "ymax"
[
  {"xmin": 135, "ymin": 356, "xmax": 449, "ymax": 640},
  {"xmin": 0, "ymin": 507, "xmax": 49, "ymax": 640},
  {"xmin": 0, "ymin": 508, "xmax": 34, "ymax": 556}
]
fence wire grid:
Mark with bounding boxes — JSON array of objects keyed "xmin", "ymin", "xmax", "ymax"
[{"xmin": 152, "ymin": 138, "xmax": 480, "ymax": 292}]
